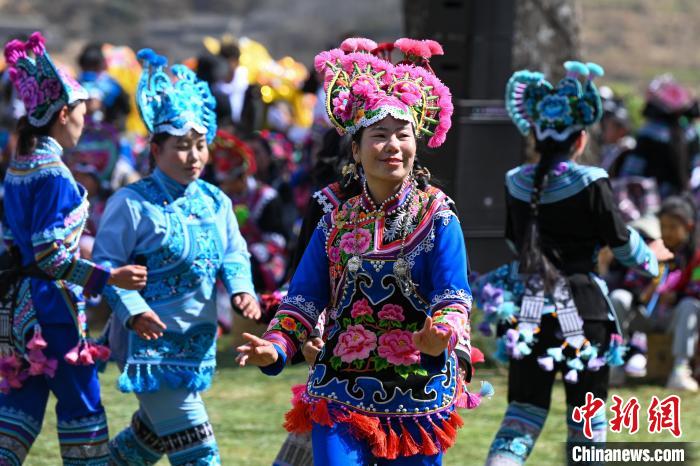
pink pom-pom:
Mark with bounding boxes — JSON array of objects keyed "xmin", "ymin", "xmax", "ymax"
[
  {"xmin": 4, "ymin": 40, "xmax": 27, "ymax": 66},
  {"xmin": 424, "ymin": 40, "xmax": 444, "ymax": 56},
  {"xmin": 394, "ymin": 38, "xmax": 431, "ymax": 58},
  {"xmin": 470, "ymin": 347, "xmax": 485, "ymax": 364},
  {"xmin": 79, "ymin": 346, "xmax": 94, "ymax": 365},
  {"xmin": 340, "ymin": 37, "xmax": 378, "ymax": 53},
  {"xmin": 64, "ymin": 343, "xmax": 81, "ymax": 365},
  {"xmin": 27, "ymin": 325, "xmax": 47, "ymax": 350},
  {"xmin": 88, "ymin": 343, "xmax": 111, "ymax": 361},
  {"xmin": 25, "ymin": 31, "xmax": 46, "ymax": 55}
]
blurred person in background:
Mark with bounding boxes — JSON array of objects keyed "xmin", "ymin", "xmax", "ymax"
[{"xmin": 610, "ymin": 75, "xmax": 700, "ymax": 199}]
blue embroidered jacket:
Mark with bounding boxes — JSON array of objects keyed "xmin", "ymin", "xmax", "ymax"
[
  {"xmin": 263, "ymin": 182, "xmax": 472, "ymax": 421},
  {"xmin": 92, "ymin": 168, "xmax": 255, "ymax": 393},
  {"xmin": 3, "ymin": 136, "xmax": 110, "ymax": 350}
]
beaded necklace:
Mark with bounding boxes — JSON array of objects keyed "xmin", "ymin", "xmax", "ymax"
[{"xmin": 345, "ymin": 177, "xmax": 420, "ymax": 295}]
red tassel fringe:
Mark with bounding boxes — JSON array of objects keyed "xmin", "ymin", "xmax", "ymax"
[
  {"xmin": 399, "ymin": 420, "xmax": 420, "ymax": 457},
  {"xmin": 283, "ymin": 386, "xmax": 462, "ymax": 458}
]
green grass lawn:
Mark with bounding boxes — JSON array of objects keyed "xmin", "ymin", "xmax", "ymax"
[{"xmin": 23, "ymin": 347, "xmax": 700, "ymax": 466}]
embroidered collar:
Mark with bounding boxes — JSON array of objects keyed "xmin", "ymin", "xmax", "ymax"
[
  {"xmin": 360, "ymin": 178, "xmax": 413, "ymax": 215},
  {"xmin": 152, "ymin": 167, "xmax": 196, "ymax": 201},
  {"xmin": 12, "ymin": 136, "xmax": 63, "ymax": 166},
  {"xmin": 506, "ymin": 161, "xmax": 608, "ymax": 204}
]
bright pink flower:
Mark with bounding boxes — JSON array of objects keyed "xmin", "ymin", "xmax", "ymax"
[
  {"xmin": 332, "ymin": 90, "xmax": 354, "ymax": 121},
  {"xmin": 351, "ymin": 77, "xmax": 377, "ymax": 98},
  {"xmin": 394, "ymin": 82, "xmax": 422, "ymax": 106},
  {"xmin": 351, "ymin": 298, "xmax": 373, "ymax": 318},
  {"xmin": 378, "ymin": 304, "xmax": 405, "ymax": 322},
  {"xmin": 328, "ymin": 246, "xmax": 341, "ymax": 263},
  {"xmin": 339, "ymin": 228, "xmax": 371, "ymax": 254},
  {"xmin": 333, "ymin": 324, "xmax": 377, "ymax": 363},
  {"xmin": 378, "ymin": 330, "xmax": 420, "ymax": 366}
]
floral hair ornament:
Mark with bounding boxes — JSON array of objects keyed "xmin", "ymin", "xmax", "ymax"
[
  {"xmin": 135, "ymin": 48, "xmax": 217, "ymax": 143},
  {"xmin": 315, "ymin": 37, "xmax": 453, "ymax": 148},
  {"xmin": 211, "ymin": 129, "xmax": 257, "ymax": 181},
  {"xmin": 505, "ymin": 61, "xmax": 604, "ymax": 141},
  {"xmin": 3, "ymin": 32, "xmax": 88, "ymax": 127}
]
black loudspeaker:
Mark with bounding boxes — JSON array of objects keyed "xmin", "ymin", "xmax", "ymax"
[{"xmin": 405, "ymin": 0, "xmax": 522, "ymax": 272}]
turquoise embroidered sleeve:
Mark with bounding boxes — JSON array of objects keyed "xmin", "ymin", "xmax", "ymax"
[
  {"xmin": 92, "ymin": 190, "xmax": 151, "ymax": 326},
  {"xmin": 612, "ymin": 226, "xmax": 659, "ymax": 277},
  {"xmin": 218, "ymin": 197, "xmax": 256, "ymax": 297}
]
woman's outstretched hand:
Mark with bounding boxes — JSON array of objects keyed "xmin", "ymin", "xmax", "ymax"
[
  {"xmin": 232, "ymin": 293, "xmax": 262, "ymax": 320},
  {"xmin": 412, "ymin": 316, "xmax": 452, "ymax": 356},
  {"xmin": 235, "ymin": 332, "xmax": 278, "ymax": 367}
]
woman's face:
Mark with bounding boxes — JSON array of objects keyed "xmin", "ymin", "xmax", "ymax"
[
  {"xmin": 53, "ymin": 102, "xmax": 87, "ymax": 149},
  {"xmin": 660, "ymin": 213, "xmax": 691, "ymax": 251},
  {"xmin": 152, "ymin": 131, "xmax": 209, "ymax": 185},
  {"xmin": 352, "ymin": 116, "xmax": 416, "ymax": 189}
]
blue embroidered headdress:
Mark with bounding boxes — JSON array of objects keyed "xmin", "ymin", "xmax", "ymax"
[
  {"xmin": 4, "ymin": 32, "xmax": 88, "ymax": 127},
  {"xmin": 505, "ymin": 61, "xmax": 604, "ymax": 141},
  {"xmin": 135, "ymin": 48, "xmax": 217, "ymax": 143}
]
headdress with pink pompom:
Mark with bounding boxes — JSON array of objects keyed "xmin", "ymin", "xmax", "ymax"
[
  {"xmin": 505, "ymin": 61, "xmax": 604, "ymax": 141},
  {"xmin": 315, "ymin": 37, "xmax": 453, "ymax": 148},
  {"xmin": 3, "ymin": 31, "xmax": 88, "ymax": 127}
]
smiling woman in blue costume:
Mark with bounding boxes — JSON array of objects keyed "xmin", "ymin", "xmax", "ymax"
[
  {"xmin": 237, "ymin": 37, "xmax": 488, "ymax": 466},
  {"xmin": 478, "ymin": 62, "xmax": 672, "ymax": 465},
  {"xmin": 91, "ymin": 49, "xmax": 259, "ymax": 466},
  {"xmin": 0, "ymin": 33, "xmax": 146, "ymax": 465}
]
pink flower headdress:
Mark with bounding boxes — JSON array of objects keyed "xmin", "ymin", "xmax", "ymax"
[
  {"xmin": 3, "ymin": 32, "xmax": 88, "ymax": 127},
  {"xmin": 315, "ymin": 37, "xmax": 453, "ymax": 148}
]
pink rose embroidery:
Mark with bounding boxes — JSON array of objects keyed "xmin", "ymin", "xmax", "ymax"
[
  {"xmin": 18, "ymin": 77, "xmax": 42, "ymax": 112},
  {"xmin": 339, "ymin": 228, "xmax": 371, "ymax": 254},
  {"xmin": 351, "ymin": 298, "xmax": 373, "ymax": 318},
  {"xmin": 40, "ymin": 78, "xmax": 62, "ymax": 101},
  {"xmin": 377, "ymin": 304, "xmax": 405, "ymax": 322},
  {"xmin": 328, "ymin": 246, "xmax": 341, "ymax": 264},
  {"xmin": 378, "ymin": 330, "xmax": 420, "ymax": 366},
  {"xmin": 332, "ymin": 90, "xmax": 354, "ymax": 121},
  {"xmin": 333, "ymin": 324, "xmax": 377, "ymax": 363}
]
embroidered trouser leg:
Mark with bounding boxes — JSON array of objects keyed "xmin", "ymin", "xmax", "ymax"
[
  {"xmin": 136, "ymin": 387, "xmax": 220, "ymax": 465},
  {"xmin": 108, "ymin": 411, "xmax": 164, "ymax": 466},
  {"xmin": 311, "ymin": 422, "xmax": 442, "ymax": 466},
  {"xmin": 0, "ymin": 324, "xmax": 108, "ymax": 465}
]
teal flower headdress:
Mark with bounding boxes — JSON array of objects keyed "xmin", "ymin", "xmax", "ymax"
[
  {"xmin": 505, "ymin": 61, "xmax": 604, "ymax": 141},
  {"xmin": 136, "ymin": 48, "xmax": 217, "ymax": 143}
]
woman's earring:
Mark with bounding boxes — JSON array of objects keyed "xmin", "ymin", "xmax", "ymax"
[{"xmin": 342, "ymin": 162, "xmax": 360, "ymax": 180}]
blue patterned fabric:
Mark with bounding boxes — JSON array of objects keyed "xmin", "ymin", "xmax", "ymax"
[
  {"xmin": 611, "ymin": 226, "xmax": 658, "ymax": 276},
  {"xmin": 3, "ymin": 135, "xmax": 110, "ymax": 345},
  {"xmin": 505, "ymin": 161, "xmax": 608, "ymax": 204},
  {"xmin": 135, "ymin": 49, "xmax": 217, "ymax": 143},
  {"xmin": 93, "ymin": 168, "xmax": 254, "ymax": 392},
  {"xmin": 486, "ymin": 402, "xmax": 547, "ymax": 465}
]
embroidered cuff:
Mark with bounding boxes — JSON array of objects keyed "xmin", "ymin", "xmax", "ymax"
[
  {"xmin": 103, "ymin": 285, "xmax": 151, "ymax": 328},
  {"xmin": 612, "ymin": 226, "xmax": 659, "ymax": 277},
  {"xmin": 68, "ymin": 258, "xmax": 111, "ymax": 294},
  {"xmin": 220, "ymin": 262, "xmax": 256, "ymax": 296},
  {"xmin": 259, "ymin": 339, "xmax": 288, "ymax": 376}
]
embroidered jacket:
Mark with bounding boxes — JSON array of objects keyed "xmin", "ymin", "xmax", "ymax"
[
  {"xmin": 92, "ymin": 168, "xmax": 255, "ymax": 393},
  {"xmin": 262, "ymin": 181, "xmax": 472, "ymax": 458},
  {"xmin": 3, "ymin": 136, "xmax": 110, "ymax": 353}
]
